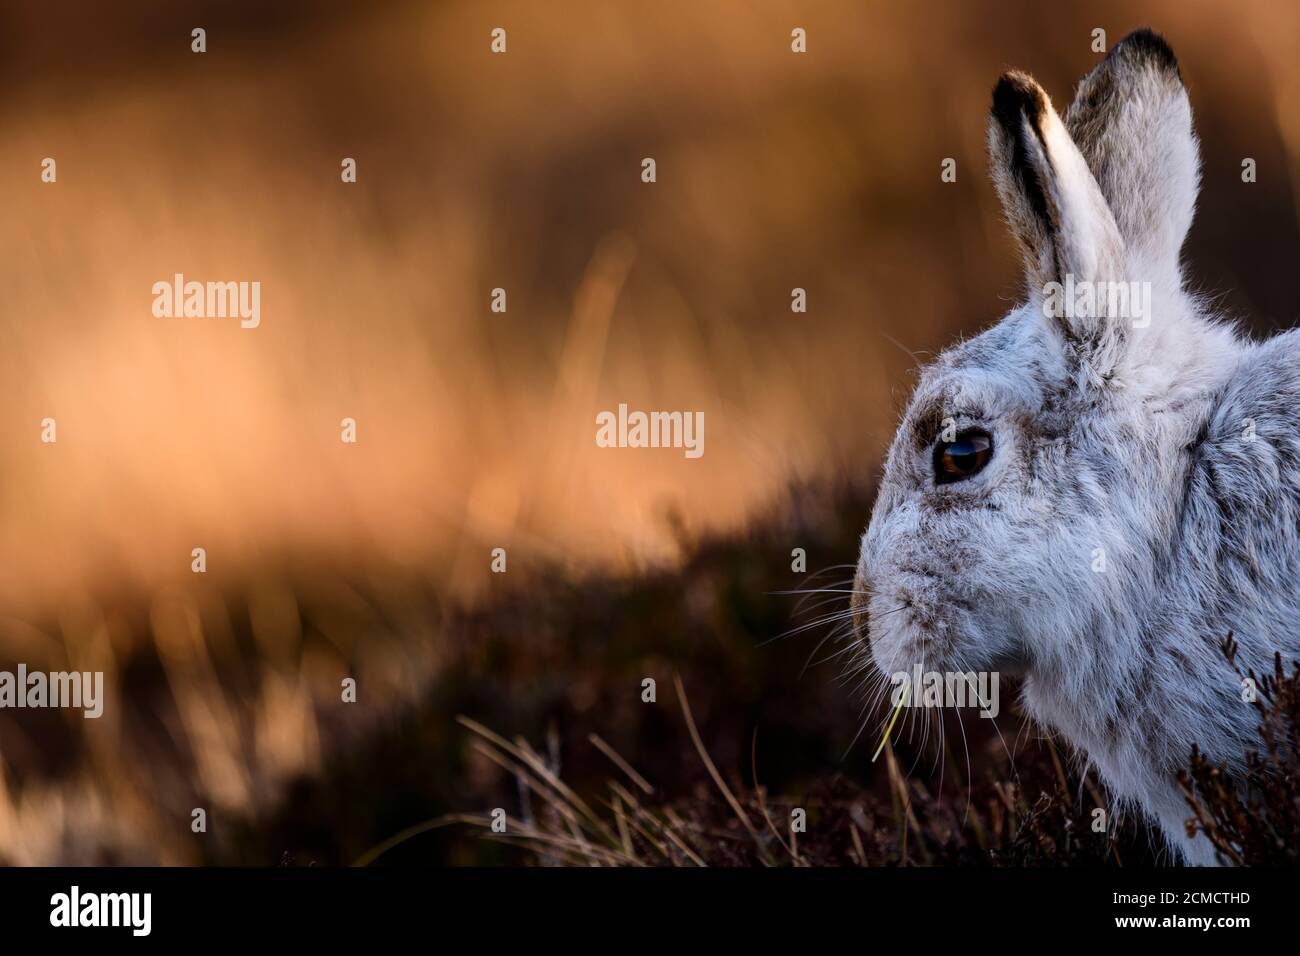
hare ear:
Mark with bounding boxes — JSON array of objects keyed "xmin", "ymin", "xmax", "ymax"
[
  {"xmin": 1065, "ymin": 29, "xmax": 1197, "ymax": 285},
  {"xmin": 988, "ymin": 71, "xmax": 1126, "ymax": 375}
]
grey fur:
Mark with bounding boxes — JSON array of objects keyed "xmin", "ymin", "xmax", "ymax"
[{"xmin": 852, "ymin": 29, "xmax": 1295, "ymax": 865}]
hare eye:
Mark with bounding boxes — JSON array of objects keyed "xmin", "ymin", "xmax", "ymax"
[{"xmin": 935, "ymin": 430, "xmax": 993, "ymax": 484}]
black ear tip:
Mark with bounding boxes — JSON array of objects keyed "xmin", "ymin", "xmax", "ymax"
[
  {"xmin": 1111, "ymin": 28, "xmax": 1181, "ymax": 78},
  {"xmin": 991, "ymin": 71, "xmax": 1048, "ymax": 133}
]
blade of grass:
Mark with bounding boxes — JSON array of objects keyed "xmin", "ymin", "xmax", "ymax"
[{"xmin": 673, "ymin": 673, "xmax": 770, "ymax": 864}]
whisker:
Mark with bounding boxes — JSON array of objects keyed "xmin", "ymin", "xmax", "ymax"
[{"xmin": 770, "ymin": 588, "xmax": 861, "ymax": 596}]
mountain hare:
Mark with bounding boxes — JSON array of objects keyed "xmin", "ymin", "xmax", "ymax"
[{"xmin": 852, "ymin": 29, "xmax": 1296, "ymax": 865}]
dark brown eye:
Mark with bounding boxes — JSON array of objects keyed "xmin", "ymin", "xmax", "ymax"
[{"xmin": 935, "ymin": 430, "xmax": 993, "ymax": 484}]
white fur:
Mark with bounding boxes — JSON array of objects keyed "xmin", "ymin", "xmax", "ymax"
[{"xmin": 853, "ymin": 31, "xmax": 1292, "ymax": 866}]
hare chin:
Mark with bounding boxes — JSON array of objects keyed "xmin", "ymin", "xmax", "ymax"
[{"xmin": 869, "ymin": 611, "xmax": 1029, "ymax": 683}]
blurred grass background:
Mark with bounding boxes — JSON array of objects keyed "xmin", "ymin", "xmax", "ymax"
[{"xmin": 0, "ymin": 0, "xmax": 1296, "ymax": 863}]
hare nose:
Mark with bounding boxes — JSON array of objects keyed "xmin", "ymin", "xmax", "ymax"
[{"xmin": 850, "ymin": 572, "xmax": 872, "ymax": 647}]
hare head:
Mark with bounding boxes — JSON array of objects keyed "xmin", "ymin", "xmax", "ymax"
[
  {"xmin": 852, "ymin": 30, "xmax": 1258, "ymax": 863},
  {"xmin": 854, "ymin": 29, "xmax": 1225, "ymax": 678}
]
